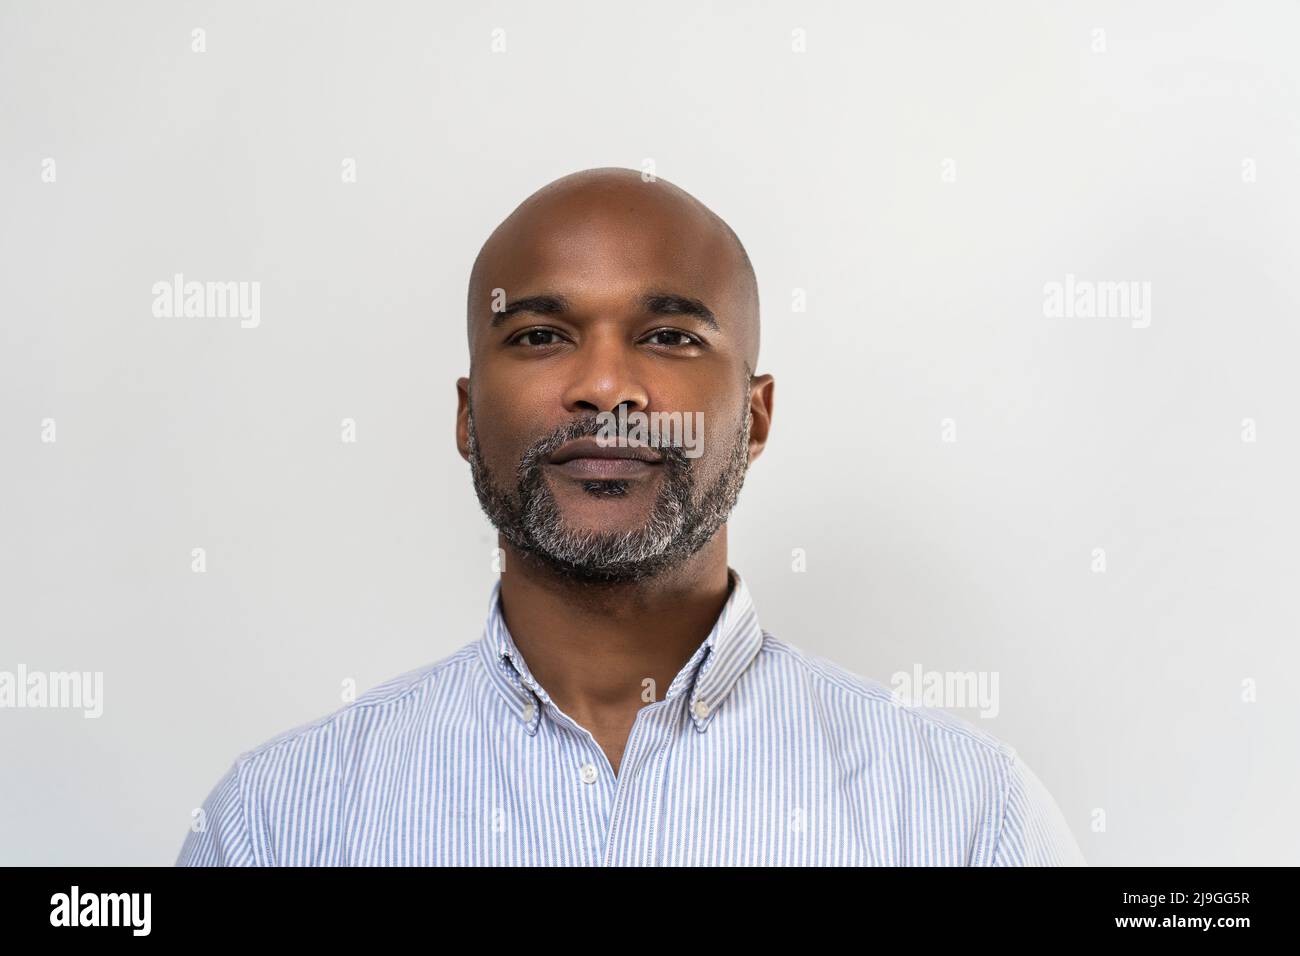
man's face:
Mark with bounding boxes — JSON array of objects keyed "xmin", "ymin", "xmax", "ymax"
[{"xmin": 457, "ymin": 179, "xmax": 766, "ymax": 584}]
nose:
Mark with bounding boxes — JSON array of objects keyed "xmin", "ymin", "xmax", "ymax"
[{"xmin": 558, "ymin": 331, "xmax": 650, "ymax": 417}]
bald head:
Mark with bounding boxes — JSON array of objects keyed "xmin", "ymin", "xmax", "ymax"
[{"xmin": 466, "ymin": 167, "xmax": 760, "ymax": 371}]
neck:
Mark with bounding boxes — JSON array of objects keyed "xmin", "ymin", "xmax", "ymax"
[{"xmin": 495, "ymin": 531, "xmax": 732, "ymax": 730}]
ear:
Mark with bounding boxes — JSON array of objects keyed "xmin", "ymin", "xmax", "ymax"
[
  {"xmin": 455, "ymin": 377, "xmax": 471, "ymax": 463},
  {"xmin": 745, "ymin": 373, "xmax": 775, "ymax": 465}
]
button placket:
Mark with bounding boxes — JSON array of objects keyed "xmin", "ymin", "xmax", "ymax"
[{"xmin": 601, "ymin": 699, "xmax": 680, "ymax": 867}]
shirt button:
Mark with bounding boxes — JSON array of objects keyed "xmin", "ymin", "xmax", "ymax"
[
  {"xmin": 579, "ymin": 763, "xmax": 598, "ymax": 784},
  {"xmin": 692, "ymin": 699, "xmax": 710, "ymax": 719},
  {"xmin": 521, "ymin": 701, "xmax": 535, "ymax": 722}
]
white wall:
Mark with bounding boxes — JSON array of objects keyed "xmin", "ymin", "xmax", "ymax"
[{"xmin": 1, "ymin": 0, "xmax": 1297, "ymax": 864}]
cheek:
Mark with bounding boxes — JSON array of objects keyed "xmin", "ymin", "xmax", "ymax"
[
  {"xmin": 708, "ymin": 391, "xmax": 746, "ymax": 438},
  {"xmin": 471, "ymin": 369, "xmax": 549, "ymax": 445},
  {"xmin": 474, "ymin": 366, "xmax": 562, "ymax": 432},
  {"xmin": 475, "ymin": 409, "xmax": 558, "ymax": 478},
  {"xmin": 682, "ymin": 401, "xmax": 739, "ymax": 473}
]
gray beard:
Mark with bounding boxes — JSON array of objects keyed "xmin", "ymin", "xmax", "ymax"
[{"xmin": 467, "ymin": 400, "xmax": 752, "ymax": 585}]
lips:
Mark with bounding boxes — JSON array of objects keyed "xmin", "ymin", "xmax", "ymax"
[{"xmin": 546, "ymin": 437, "xmax": 664, "ymax": 465}]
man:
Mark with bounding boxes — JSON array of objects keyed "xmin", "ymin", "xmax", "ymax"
[{"xmin": 177, "ymin": 167, "xmax": 1084, "ymax": 866}]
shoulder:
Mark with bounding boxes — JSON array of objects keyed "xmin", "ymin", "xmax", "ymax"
[
  {"xmin": 177, "ymin": 643, "xmax": 481, "ymax": 866},
  {"xmin": 234, "ymin": 643, "xmax": 481, "ymax": 769},
  {"xmin": 752, "ymin": 632, "xmax": 1084, "ymax": 865},
  {"xmin": 754, "ymin": 631, "xmax": 1014, "ymax": 764}
]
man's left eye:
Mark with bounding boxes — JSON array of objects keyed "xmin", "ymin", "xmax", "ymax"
[{"xmin": 645, "ymin": 329, "xmax": 700, "ymax": 347}]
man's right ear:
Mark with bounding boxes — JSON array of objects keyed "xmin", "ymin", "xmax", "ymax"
[{"xmin": 455, "ymin": 377, "xmax": 471, "ymax": 463}]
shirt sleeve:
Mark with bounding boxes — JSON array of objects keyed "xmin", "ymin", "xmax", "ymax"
[
  {"xmin": 175, "ymin": 759, "xmax": 258, "ymax": 866},
  {"xmin": 991, "ymin": 750, "xmax": 1086, "ymax": 866}
]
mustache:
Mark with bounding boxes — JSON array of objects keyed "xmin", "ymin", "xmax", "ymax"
[{"xmin": 518, "ymin": 417, "xmax": 690, "ymax": 481}]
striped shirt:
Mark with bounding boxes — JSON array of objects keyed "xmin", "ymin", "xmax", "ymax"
[{"xmin": 176, "ymin": 567, "xmax": 1085, "ymax": 866}]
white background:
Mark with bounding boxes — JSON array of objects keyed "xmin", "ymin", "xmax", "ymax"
[{"xmin": 1, "ymin": 0, "xmax": 1297, "ymax": 864}]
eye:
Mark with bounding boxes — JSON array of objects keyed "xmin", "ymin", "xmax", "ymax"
[
  {"xmin": 643, "ymin": 328, "xmax": 702, "ymax": 348},
  {"xmin": 509, "ymin": 327, "xmax": 567, "ymax": 348}
]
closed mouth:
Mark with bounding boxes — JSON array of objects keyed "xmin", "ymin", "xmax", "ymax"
[{"xmin": 547, "ymin": 437, "xmax": 664, "ymax": 465}]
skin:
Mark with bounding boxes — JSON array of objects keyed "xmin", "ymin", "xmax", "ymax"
[{"xmin": 455, "ymin": 168, "xmax": 774, "ymax": 776}]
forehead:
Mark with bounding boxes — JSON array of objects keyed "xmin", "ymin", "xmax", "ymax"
[{"xmin": 474, "ymin": 186, "xmax": 743, "ymax": 309}]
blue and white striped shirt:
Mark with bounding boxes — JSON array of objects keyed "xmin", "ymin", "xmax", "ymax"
[{"xmin": 176, "ymin": 568, "xmax": 1085, "ymax": 866}]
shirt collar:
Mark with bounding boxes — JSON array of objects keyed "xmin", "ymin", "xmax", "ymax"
[{"xmin": 476, "ymin": 567, "xmax": 764, "ymax": 736}]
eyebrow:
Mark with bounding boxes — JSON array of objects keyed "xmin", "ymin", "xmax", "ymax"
[
  {"xmin": 489, "ymin": 294, "xmax": 569, "ymax": 328},
  {"xmin": 489, "ymin": 291, "xmax": 720, "ymax": 332},
  {"xmin": 642, "ymin": 291, "xmax": 720, "ymax": 331}
]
